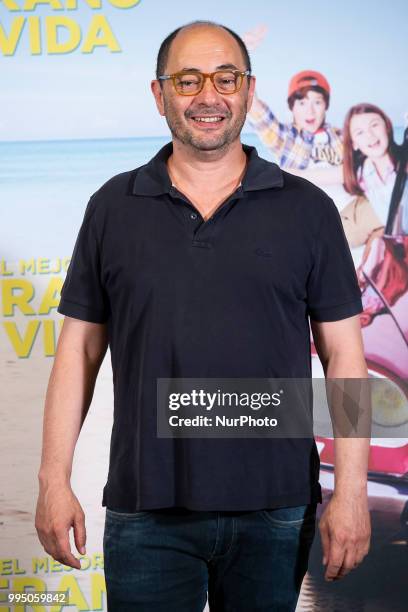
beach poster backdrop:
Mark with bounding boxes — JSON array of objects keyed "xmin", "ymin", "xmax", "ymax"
[{"xmin": 1, "ymin": 0, "xmax": 408, "ymax": 610}]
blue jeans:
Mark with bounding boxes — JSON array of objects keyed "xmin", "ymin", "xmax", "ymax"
[{"xmin": 103, "ymin": 503, "xmax": 317, "ymax": 611}]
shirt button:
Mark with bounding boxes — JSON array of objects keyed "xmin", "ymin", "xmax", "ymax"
[{"xmin": 190, "ymin": 212, "xmax": 198, "ymax": 220}]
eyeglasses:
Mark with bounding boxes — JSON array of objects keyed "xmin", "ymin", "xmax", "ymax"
[{"xmin": 158, "ymin": 70, "xmax": 251, "ymax": 96}]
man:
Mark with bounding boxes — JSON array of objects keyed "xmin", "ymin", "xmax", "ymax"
[{"xmin": 35, "ymin": 20, "xmax": 371, "ymax": 612}]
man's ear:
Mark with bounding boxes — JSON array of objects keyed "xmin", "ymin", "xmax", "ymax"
[
  {"xmin": 151, "ymin": 80, "xmax": 165, "ymax": 116},
  {"xmin": 246, "ymin": 75, "xmax": 256, "ymax": 112}
]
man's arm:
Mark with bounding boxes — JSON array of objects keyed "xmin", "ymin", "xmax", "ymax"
[
  {"xmin": 311, "ymin": 314, "xmax": 371, "ymax": 581},
  {"xmin": 35, "ymin": 316, "xmax": 108, "ymax": 569}
]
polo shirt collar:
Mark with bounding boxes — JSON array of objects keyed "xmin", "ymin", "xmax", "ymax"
[{"xmin": 132, "ymin": 141, "xmax": 284, "ymax": 196}]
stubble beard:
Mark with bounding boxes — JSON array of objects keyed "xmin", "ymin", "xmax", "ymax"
[{"xmin": 163, "ymin": 96, "xmax": 248, "ymax": 152}]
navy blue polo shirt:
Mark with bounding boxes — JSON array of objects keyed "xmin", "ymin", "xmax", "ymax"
[{"xmin": 57, "ymin": 141, "xmax": 363, "ymax": 512}]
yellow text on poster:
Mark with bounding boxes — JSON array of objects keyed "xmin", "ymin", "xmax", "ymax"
[
  {"xmin": 0, "ymin": 553, "xmax": 105, "ymax": 611},
  {"xmin": 1, "ymin": 258, "xmax": 70, "ymax": 358},
  {"xmin": 0, "ymin": 0, "xmax": 142, "ymax": 56}
]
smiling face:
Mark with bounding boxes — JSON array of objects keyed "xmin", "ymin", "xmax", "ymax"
[
  {"xmin": 151, "ymin": 25, "xmax": 255, "ymax": 153},
  {"xmin": 349, "ymin": 112, "xmax": 389, "ymax": 159},
  {"xmin": 291, "ymin": 90, "xmax": 327, "ymax": 133}
]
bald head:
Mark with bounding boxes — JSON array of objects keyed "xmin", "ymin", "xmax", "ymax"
[{"xmin": 156, "ymin": 21, "xmax": 251, "ymax": 80}]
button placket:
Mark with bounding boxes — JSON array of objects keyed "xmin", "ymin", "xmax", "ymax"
[
  {"xmin": 192, "ymin": 188, "xmax": 244, "ymax": 246},
  {"xmin": 169, "ymin": 185, "xmax": 244, "ymax": 247},
  {"xmin": 169, "ymin": 187, "xmax": 203, "ymax": 230}
]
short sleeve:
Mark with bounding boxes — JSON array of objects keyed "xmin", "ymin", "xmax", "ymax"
[
  {"xmin": 57, "ymin": 196, "xmax": 110, "ymax": 323},
  {"xmin": 306, "ymin": 197, "xmax": 363, "ymax": 322}
]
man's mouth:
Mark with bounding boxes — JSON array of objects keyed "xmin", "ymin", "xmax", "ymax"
[{"xmin": 190, "ymin": 115, "xmax": 225, "ymax": 123}]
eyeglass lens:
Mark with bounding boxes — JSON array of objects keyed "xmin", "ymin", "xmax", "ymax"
[{"xmin": 174, "ymin": 71, "xmax": 242, "ymax": 94}]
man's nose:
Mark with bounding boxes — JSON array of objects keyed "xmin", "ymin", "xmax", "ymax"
[{"xmin": 194, "ymin": 76, "xmax": 221, "ymax": 104}]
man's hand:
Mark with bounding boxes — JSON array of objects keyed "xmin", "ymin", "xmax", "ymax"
[
  {"xmin": 319, "ymin": 492, "xmax": 371, "ymax": 581},
  {"xmin": 35, "ymin": 481, "xmax": 86, "ymax": 570}
]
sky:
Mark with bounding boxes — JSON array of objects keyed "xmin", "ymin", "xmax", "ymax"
[{"xmin": 1, "ymin": 0, "xmax": 408, "ymax": 141}]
